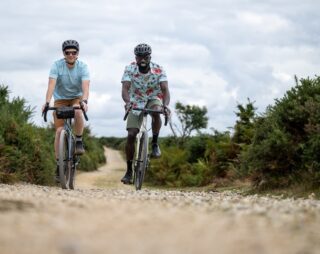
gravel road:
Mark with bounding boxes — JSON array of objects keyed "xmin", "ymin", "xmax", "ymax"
[{"xmin": 0, "ymin": 148, "xmax": 320, "ymax": 254}]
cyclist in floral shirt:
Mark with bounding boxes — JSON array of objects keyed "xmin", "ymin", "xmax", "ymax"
[{"xmin": 121, "ymin": 43, "xmax": 171, "ymax": 184}]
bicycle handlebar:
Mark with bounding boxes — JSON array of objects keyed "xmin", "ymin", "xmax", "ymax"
[
  {"xmin": 42, "ymin": 104, "xmax": 89, "ymax": 122},
  {"xmin": 123, "ymin": 106, "xmax": 169, "ymax": 126}
]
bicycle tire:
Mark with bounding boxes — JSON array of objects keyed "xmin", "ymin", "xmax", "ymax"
[
  {"xmin": 58, "ymin": 130, "xmax": 71, "ymax": 189},
  {"xmin": 134, "ymin": 131, "xmax": 148, "ymax": 190},
  {"xmin": 69, "ymin": 142, "xmax": 77, "ymax": 190},
  {"xmin": 69, "ymin": 163, "xmax": 76, "ymax": 190}
]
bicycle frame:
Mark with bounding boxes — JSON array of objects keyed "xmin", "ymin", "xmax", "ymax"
[
  {"xmin": 135, "ymin": 111, "xmax": 149, "ymax": 162},
  {"xmin": 63, "ymin": 118, "xmax": 77, "ymax": 168},
  {"xmin": 124, "ymin": 104, "xmax": 168, "ymax": 190},
  {"xmin": 43, "ymin": 104, "xmax": 88, "ymax": 189}
]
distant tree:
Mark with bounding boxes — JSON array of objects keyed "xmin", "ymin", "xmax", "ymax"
[
  {"xmin": 171, "ymin": 101, "xmax": 208, "ymax": 141},
  {"xmin": 232, "ymin": 98, "xmax": 257, "ymax": 144}
]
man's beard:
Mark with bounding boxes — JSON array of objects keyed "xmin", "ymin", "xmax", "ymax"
[{"xmin": 138, "ymin": 62, "xmax": 150, "ymax": 73}]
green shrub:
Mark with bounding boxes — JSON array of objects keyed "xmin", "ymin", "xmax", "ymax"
[
  {"xmin": 147, "ymin": 146, "xmax": 192, "ymax": 187},
  {"xmin": 0, "ymin": 85, "xmax": 105, "ymax": 185},
  {"xmin": 185, "ymin": 134, "xmax": 212, "ymax": 163},
  {"xmin": 244, "ymin": 76, "xmax": 320, "ymax": 189},
  {"xmin": 79, "ymin": 127, "xmax": 106, "ymax": 171}
]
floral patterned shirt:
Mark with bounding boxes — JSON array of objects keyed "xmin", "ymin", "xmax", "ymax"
[{"xmin": 121, "ymin": 61, "xmax": 168, "ymax": 112}]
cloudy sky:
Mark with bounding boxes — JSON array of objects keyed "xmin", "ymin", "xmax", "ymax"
[{"xmin": 0, "ymin": 0, "xmax": 319, "ymax": 137}]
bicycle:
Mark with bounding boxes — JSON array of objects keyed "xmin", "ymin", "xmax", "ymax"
[
  {"xmin": 42, "ymin": 103, "xmax": 88, "ymax": 190},
  {"xmin": 123, "ymin": 104, "xmax": 168, "ymax": 190}
]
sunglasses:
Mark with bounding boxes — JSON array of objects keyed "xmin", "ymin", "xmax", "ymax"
[
  {"xmin": 64, "ymin": 51, "xmax": 78, "ymax": 56},
  {"xmin": 136, "ymin": 55, "xmax": 151, "ymax": 61}
]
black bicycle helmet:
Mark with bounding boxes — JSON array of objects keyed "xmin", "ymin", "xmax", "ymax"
[
  {"xmin": 62, "ymin": 40, "xmax": 80, "ymax": 51},
  {"xmin": 134, "ymin": 43, "xmax": 152, "ymax": 56}
]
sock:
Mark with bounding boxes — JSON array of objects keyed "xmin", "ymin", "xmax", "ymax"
[
  {"xmin": 152, "ymin": 133, "xmax": 159, "ymax": 144},
  {"xmin": 127, "ymin": 160, "xmax": 133, "ymax": 171},
  {"xmin": 76, "ymin": 135, "xmax": 82, "ymax": 142}
]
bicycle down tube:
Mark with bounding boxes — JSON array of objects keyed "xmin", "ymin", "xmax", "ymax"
[{"xmin": 124, "ymin": 105, "xmax": 168, "ymax": 190}]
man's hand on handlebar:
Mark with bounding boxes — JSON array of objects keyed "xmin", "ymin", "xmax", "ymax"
[
  {"xmin": 124, "ymin": 102, "xmax": 132, "ymax": 111},
  {"xmin": 80, "ymin": 100, "xmax": 88, "ymax": 112},
  {"xmin": 163, "ymin": 105, "xmax": 171, "ymax": 117},
  {"xmin": 42, "ymin": 102, "xmax": 49, "ymax": 116}
]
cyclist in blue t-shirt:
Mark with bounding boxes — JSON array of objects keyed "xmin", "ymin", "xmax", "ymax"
[{"xmin": 42, "ymin": 40, "xmax": 90, "ymax": 181}]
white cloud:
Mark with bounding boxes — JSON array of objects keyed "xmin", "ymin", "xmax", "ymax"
[
  {"xmin": 237, "ymin": 11, "xmax": 290, "ymax": 33},
  {"xmin": 0, "ymin": 0, "xmax": 319, "ymax": 137}
]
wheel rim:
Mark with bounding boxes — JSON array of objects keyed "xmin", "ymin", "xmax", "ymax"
[
  {"xmin": 59, "ymin": 130, "xmax": 68, "ymax": 189},
  {"xmin": 134, "ymin": 131, "xmax": 148, "ymax": 190}
]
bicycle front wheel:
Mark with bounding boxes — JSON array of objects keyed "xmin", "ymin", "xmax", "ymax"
[
  {"xmin": 58, "ymin": 129, "xmax": 71, "ymax": 189},
  {"xmin": 69, "ymin": 155, "xmax": 78, "ymax": 190},
  {"xmin": 134, "ymin": 131, "xmax": 148, "ymax": 190}
]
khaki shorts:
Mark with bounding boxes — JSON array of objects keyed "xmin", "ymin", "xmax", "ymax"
[
  {"xmin": 126, "ymin": 99, "xmax": 162, "ymax": 130},
  {"xmin": 53, "ymin": 98, "xmax": 81, "ymax": 129}
]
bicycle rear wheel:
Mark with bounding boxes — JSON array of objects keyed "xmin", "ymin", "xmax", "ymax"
[
  {"xmin": 134, "ymin": 131, "xmax": 148, "ymax": 190},
  {"xmin": 58, "ymin": 129, "xmax": 71, "ymax": 189}
]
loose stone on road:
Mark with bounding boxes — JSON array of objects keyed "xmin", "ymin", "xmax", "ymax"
[{"xmin": 0, "ymin": 148, "xmax": 320, "ymax": 254}]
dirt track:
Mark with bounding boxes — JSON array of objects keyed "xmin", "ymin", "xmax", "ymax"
[{"xmin": 0, "ymin": 147, "xmax": 320, "ymax": 254}]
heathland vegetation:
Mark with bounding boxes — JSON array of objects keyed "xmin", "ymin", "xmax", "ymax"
[
  {"xmin": 0, "ymin": 85, "xmax": 105, "ymax": 185},
  {"xmin": 101, "ymin": 76, "xmax": 320, "ymax": 191},
  {"xmin": 2, "ymin": 76, "xmax": 320, "ymax": 192}
]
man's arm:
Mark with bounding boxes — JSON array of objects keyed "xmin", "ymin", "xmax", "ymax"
[
  {"xmin": 122, "ymin": 81, "xmax": 131, "ymax": 104},
  {"xmin": 82, "ymin": 80, "xmax": 90, "ymax": 101},
  {"xmin": 81, "ymin": 80, "xmax": 90, "ymax": 111},
  {"xmin": 42, "ymin": 78, "xmax": 56, "ymax": 112},
  {"xmin": 160, "ymin": 81, "xmax": 170, "ymax": 106},
  {"xmin": 45, "ymin": 78, "xmax": 56, "ymax": 103}
]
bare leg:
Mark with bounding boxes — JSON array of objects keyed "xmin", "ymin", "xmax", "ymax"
[
  {"xmin": 74, "ymin": 109, "xmax": 84, "ymax": 136},
  {"xmin": 121, "ymin": 128, "xmax": 139, "ymax": 184},
  {"xmin": 151, "ymin": 105, "xmax": 162, "ymax": 134},
  {"xmin": 126, "ymin": 128, "xmax": 139, "ymax": 161},
  {"xmin": 150, "ymin": 105, "xmax": 162, "ymax": 158},
  {"xmin": 54, "ymin": 127, "xmax": 64, "ymax": 159},
  {"xmin": 73, "ymin": 108, "xmax": 86, "ymax": 155}
]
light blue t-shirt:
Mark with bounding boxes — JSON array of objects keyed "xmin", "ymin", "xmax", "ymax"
[{"xmin": 49, "ymin": 59, "xmax": 90, "ymax": 100}]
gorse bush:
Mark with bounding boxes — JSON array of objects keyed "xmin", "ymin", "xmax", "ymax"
[
  {"xmin": 147, "ymin": 132, "xmax": 236, "ymax": 187},
  {"xmin": 148, "ymin": 76, "xmax": 320, "ymax": 189},
  {"xmin": 147, "ymin": 101, "xmax": 255, "ymax": 187},
  {"xmin": 244, "ymin": 76, "xmax": 320, "ymax": 189},
  {"xmin": 146, "ymin": 146, "xmax": 193, "ymax": 187},
  {"xmin": 0, "ymin": 85, "xmax": 105, "ymax": 185},
  {"xmin": 0, "ymin": 86, "xmax": 55, "ymax": 184},
  {"xmin": 79, "ymin": 127, "xmax": 106, "ymax": 171}
]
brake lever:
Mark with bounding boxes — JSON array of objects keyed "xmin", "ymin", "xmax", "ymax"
[
  {"xmin": 42, "ymin": 103, "xmax": 49, "ymax": 122},
  {"xmin": 123, "ymin": 103, "xmax": 133, "ymax": 121}
]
